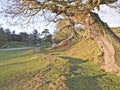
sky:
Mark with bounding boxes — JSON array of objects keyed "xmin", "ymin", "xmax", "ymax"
[
  {"xmin": 0, "ymin": 13, "xmax": 57, "ymax": 34},
  {"xmin": 0, "ymin": 0, "xmax": 120, "ymax": 34},
  {"xmin": 95, "ymin": 4, "xmax": 120, "ymax": 27}
]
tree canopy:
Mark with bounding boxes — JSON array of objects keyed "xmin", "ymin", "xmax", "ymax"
[{"xmin": 1, "ymin": 0, "xmax": 119, "ymax": 25}]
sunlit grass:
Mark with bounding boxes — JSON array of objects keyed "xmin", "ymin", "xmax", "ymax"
[
  {"xmin": 0, "ymin": 39, "xmax": 120, "ymax": 90},
  {"xmin": 0, "ymin": 49, "xmax": 49, "ymax": 89},
  {"xmin": 63, "ymin": 38, "xmax": 99, "ymax": 62},
  {"xmin": 112, "ymin": 27, "xmax": 120, "ymax": 37}
]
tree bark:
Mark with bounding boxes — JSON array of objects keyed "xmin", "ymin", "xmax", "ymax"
[{"xmin": 84, "ymin": 12, "xmax": 120, "ymax": 74}]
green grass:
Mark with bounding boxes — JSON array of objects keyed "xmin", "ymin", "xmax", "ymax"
[
  {"xmin": 0, "ymin": 41, "xmax": 29, "ymax": 48},
  {"xmin": 63, "ymin": 39, "xmax": 99, "ymax": 61},
  {"xmin": 0, "ymin": 49, "xmax": 50, "ymax": 89},
  {"xmin": 0, "ymin": 45, "xmax": 120, "ymax": 90}
]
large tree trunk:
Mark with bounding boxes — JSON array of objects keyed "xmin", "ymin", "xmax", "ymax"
[{"xmin": 85, "ymin": 12, "xmax": 120, "ymax": 74}]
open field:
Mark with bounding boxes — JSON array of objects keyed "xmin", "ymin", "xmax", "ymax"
[{"xmin": 0, "ymin": 45, "xmax": 120, "ymax": 90}]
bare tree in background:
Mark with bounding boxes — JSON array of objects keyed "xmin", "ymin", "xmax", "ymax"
[{"xmin": 1, "ymin": 0, "xmax": 120, "ymax": 74}]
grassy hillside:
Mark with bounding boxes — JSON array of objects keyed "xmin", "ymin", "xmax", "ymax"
[
  {"xmin": 64, "ymin": 39, "xmax": 99, "ymax": 61},
  {"xmin": 0, "ymin": 45, "xmax": 120, "ymax": 90},
  {"xmin": 112, "ymin": 27, "xmax": 120, "ymax": 37}
]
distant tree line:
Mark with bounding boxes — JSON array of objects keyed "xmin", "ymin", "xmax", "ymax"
[{"xmin": 0, "ymin": 26, "xmax": 53, "ymax": 47}]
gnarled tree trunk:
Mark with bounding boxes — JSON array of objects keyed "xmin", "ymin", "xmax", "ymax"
[
  {"xmin": 56, "ymin": 10, "xmax": 120, "ymax": 74},
  {"xmin": 84, "ymin": 12, "xmax": 120, "ymax": 74}
]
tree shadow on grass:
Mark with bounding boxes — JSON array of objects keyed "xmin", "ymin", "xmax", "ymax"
[
  {"xmin": 60, "ymin": 56, "xmax": 87, "ymax": 73},
  {"xmin": 66, "ymin": 73, "xmax": 105, "ymax": 90},
  {"xmin": 60, "ymin": 56, "xmax": 106, "ymax": 90}
]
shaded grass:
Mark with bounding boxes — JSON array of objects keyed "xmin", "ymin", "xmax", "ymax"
[
  {"xmin": 60, "ymin": 56, "xmax": 120, "ymax": 90},
  {"xmin": 60, "ymin": 56, "xmax": 103, "ymax": 90}
]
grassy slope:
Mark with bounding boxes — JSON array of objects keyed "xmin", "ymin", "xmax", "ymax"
[
  {"xmin": 0, "ymin": 45, "xmax": 120, "ymax": 90},
  {"xmin": 0, "ymin": 28, "xmax": 120, "ymax": 90},
  {"xmin": 112, "ymin": 27, "xmax": 120, "ymax": 37},
  {"xmin": 64, "ymin": 39, "xmax": 99, "ymax": 62}
]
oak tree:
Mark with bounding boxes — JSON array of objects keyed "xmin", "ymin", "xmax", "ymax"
[{"xmin": 2, "ymin": 0, "xmax": 120, "ymax": 74}]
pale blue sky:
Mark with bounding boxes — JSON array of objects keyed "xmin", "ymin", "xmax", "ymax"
[
  {"xmin": 95, "ymin": 3, "xmax": 120, "ymax": 27},
  {"xmin": 0, "ymin": 0, "xmax": 120, "ymax": 34}
]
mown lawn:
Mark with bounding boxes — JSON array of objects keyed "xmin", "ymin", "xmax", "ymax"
[{"xmin": 0, "ymin": 46, "xmax": 120, "ymax": 90}]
